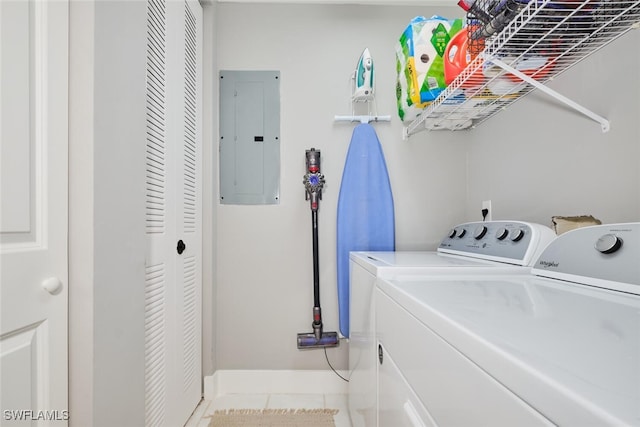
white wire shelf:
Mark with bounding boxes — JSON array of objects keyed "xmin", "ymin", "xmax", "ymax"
[{"xmin": 403, "ymin": 0, "xmax": 640, "ymax": 137}]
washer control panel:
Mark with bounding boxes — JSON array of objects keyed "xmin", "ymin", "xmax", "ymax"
[
  {"xmin": 438, "ymin": 221, "xmax": 557, "ymax": 266},
  {"xmin": 532, "ymin": 223, "xmax": 640, "ymax": 294}
]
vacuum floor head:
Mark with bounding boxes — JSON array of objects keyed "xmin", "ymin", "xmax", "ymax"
[{"xmin": 297, "ymin": 332, "xmax": 339, "ymax": 350}]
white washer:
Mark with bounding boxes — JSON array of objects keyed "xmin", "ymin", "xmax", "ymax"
[
  {"xmin": 348, "ymin": 220, "xmax": 556, "ymax": 427},
  {"xmin": 376, "ymin": 223, "xmax": 640, "ymax": 426}
]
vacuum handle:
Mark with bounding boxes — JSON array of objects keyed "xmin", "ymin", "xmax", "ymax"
[{"xmin": 312, "ymin": 209, "xmax": 320, "ymax": 308}]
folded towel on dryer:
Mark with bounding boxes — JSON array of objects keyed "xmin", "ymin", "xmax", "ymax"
[{"xmin": 552, "ymin": 215, "xmax": 602, "ymax": 235}]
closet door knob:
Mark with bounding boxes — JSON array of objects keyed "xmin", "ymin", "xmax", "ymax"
[
  {"xmin": 42, "ymin": 277, "xmax": 63, "ymax": 295},
  {"xmin": 177, "ymin": 240, "xmax": 186, "ymax": 255}
]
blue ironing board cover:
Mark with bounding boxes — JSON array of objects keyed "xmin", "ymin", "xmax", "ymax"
[{"xmin": 336, "ymin": 123, "xmax": 395, "ymax": 337}]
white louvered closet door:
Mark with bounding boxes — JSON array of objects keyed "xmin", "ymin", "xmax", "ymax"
[
  {"xmin": 170, "ymin": 0, "xmax": 203, "ymax": 425},
  {"xmin": 144, "ymin": 1, "xmax": 203, "ymax": 426}
]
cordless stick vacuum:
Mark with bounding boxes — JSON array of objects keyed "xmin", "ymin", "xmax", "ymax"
[{"xmin": 297, "ymin": 148, "xmax": 339, "ymax": 350}]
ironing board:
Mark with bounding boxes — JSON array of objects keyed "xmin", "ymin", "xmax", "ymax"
[{"xmin": 336, "ymin": 123, "xmax": 395, "ymax": 337}]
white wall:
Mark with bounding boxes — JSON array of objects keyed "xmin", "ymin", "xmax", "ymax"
[
  {"xmin": 213, "ymin": 4, "xmax": 640, "ymax": 372},
  {"xmin": 202, "ymin": 1, "xmax": 219, "ymax": 378},
  {"xmin": 214, "ymin": 3, "xmax": 470, "ymax": 370},
  {"xmin": 463, "ymin": 30, "xmax": 640, "ymax": 226},
  {"xmin": 69, "ymin": 2, "xmax": 95, "ymax": 423},
  {"xmin": 69, "ymin": 2, "xmax": 147, "ymax": 425}
]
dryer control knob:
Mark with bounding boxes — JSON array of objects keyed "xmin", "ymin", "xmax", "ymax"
[
  {"xmin": 474, "ymin": 225, "xmax": 487, "ymax": 240},
  {"xmin": 510, "ymin": 229, "xmax": 525, "ymax": 242},
  {"xmin": 496, "ymin": 228, "xmax": 508, "ymax": 240},
  {"xmin": 595, "ymin": 234, "xmax": 623, "ymax": 254},
  {"xmin": 457, "ymin": 228, "xmax": 467, "ymax": 238},
  {"xmin": 448, "ymin": 229, "xmax": 457, "ymax": 238}
]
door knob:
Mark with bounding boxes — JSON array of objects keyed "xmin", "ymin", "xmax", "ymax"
[
  {"xmin": 177, "ymin": 240, "xmax": 186, "ymax": 255},
  {"xmin": 42, "ymin": 277, "xmax": 63, "ymax": 295}
]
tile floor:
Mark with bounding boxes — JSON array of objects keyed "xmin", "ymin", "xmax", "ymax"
[{"xmin": 185, "ymin": 393, "xmax": 352, "ymax": 427}]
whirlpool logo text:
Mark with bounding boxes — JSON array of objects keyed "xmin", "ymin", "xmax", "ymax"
[{"xmin": 538, "ymin": 260, "xmax": 559, "ymax": 268}]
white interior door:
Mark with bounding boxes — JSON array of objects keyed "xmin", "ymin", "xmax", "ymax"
[
  {"xmin": 144, "ymin": 1, "xmax": 202, "ymax": 426},
  {"xmin": 172, "ymin": 0, "xmax": 203, "ymax": 424},
  {"xmin": 0, "ymin": 0, "xmax": 69, "ymax": 424},
  {"xmin": 144, "ymin": 0, "xmax": 175, "ymax": 425}
]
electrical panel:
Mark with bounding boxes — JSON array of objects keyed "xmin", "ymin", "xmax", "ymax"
[{"xmin": 219, "ymin": 70, "xmax": 280, "ymax": 205}]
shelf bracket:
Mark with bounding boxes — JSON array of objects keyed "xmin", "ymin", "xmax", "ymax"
[
  {"xmin": 486, "ymin": 56, "xmax": 610, "ymax": 133},
  {"xmin": 335, "ymin": 115, "xmax": 391, "ymax": 124}
]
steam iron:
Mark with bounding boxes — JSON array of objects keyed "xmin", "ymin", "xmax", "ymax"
[{"xmin": 352, "ymin": 48, "xmax": 374, "ymax": 102}]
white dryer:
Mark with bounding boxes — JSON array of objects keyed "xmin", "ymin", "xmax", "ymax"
[
  {"xmin": 376, "ymin": 223, "xmax": 640, "ymax": 426},
  {"xmin": 348, "ymin": 220, "xmax": 556, "ymax": 427}
]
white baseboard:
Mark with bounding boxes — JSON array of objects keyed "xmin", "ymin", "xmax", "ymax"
[{"xmin": 204, "ymin": 370, "xmax": 349, "ymax": 400}]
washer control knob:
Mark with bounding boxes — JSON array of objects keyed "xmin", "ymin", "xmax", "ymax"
[
  {"xmin": 510, "ymin": 229, "xmax": 525, "ymax": 242},
  {"xmin": 448, "ymin": 229, "xmax": 457, "ymax": 238},
  {"xmin": 474, "ymin": 225, "xmax": 487, "ymax": 240},
  {"xmin": 595, "ymin": 234, "xmax": 623, "ymax": 254},
  {"xmin": 496, "ymin": 228, "xmax": 508, "ymax": 240},
  {"xmin": 457, "ymin": 228, "xmax": 467, "ymax": 238}
]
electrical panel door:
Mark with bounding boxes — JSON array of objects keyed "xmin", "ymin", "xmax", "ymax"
[{"xmin": 219, "ymin": 70, "xmax": 280, "ymax": 205}]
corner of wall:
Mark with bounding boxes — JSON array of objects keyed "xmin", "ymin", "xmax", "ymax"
[
  {"xmin": 202, "ymin": 0, "xmax": 218, "ymax": 377},
  {"xmin": 68, "ymin": 1, "xmax": 96, "ymax": 425}
]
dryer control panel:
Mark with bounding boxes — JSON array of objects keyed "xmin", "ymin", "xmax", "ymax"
[
  {"xmin": 438, "ymin": 221, "xmax": 556, "ymax": 266},
  {"xmin": 532, "ymin": 222, "xmax": 640, "ymax": 295}
]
